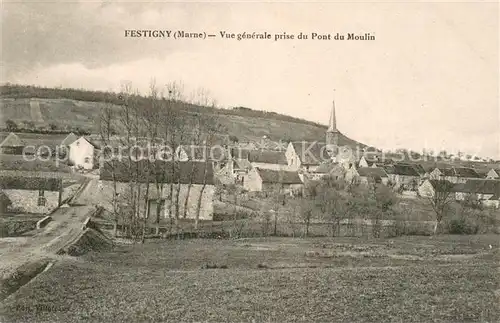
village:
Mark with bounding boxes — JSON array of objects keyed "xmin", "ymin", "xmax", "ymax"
[{"xmin": 1, "ymin": 97, "xmax": 499, "ymax": 239}]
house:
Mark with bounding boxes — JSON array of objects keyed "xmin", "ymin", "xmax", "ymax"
[
  {"xmin": 418, "ymin": 179, "xmax": 456, "ymax": 198},
  {"xmin": 0, "ymin": 132, "xmax": 25, "ymax": 155},
  {"xmin": 69, "ymin": 136, "xmax": 100, "ymax": 170},
  {"xmin": 345, "ymin": 167, "xmax": 389, "ymax": 185},
  {"xmin": 453, "ymin": 179, "xmax": 500, "ymax": 208},
  {"xmin": 99, "ymin": 160, "xmax": 216, "ymax": 220},
  {"xmin": 429, "ymin": 167, "xmax": 481, "ymax": 183},
  {"xmin": 285, "ymin": 141, "xmax": 329, "ymax": 172},
  {"xmin": 243, "ymin": 167, "xmax": 303, "ymax": 194},
  {"xmin": 388, "ymin": 163, "xmax": 421, "ymax": 190},
  {"xmin": 486, "ymin": 168, "xmax": 500, "ymax": 180},
  {"xmin": 0, "ymin": 175, "xmax": 63, "ymax": 214}
]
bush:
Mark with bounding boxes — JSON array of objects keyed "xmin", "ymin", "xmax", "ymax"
[{"xmin": 446, "ymin": 215, "xmax": 480, "ymax": 235}]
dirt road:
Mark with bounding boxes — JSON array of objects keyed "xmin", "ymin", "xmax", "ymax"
[{"xmin": 0, "ymin": 205, "xmax": 95, "ymax": 277}]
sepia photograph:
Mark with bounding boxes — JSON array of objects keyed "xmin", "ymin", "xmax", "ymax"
[{"xmin": 0, "ymin": 1, "xmax": 499, "ymax": 322}]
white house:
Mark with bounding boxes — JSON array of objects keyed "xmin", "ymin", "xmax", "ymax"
[{"xmin": 69, "ymin": 136, "xmax": 100, "ymax": 169}]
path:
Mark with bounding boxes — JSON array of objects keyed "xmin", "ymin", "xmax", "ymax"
[
  {"xmin": 0, "ymin": 205, "xmax": 95, "ymax": 277},
  {"xmin": 0, "ymin": 179, "xmax": 95, "ymax": 278},
  {"xmin": 29, "ymin": 99, "xmax": 44, "ymax": 123}
]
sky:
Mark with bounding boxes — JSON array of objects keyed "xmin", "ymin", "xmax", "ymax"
[{"xmin": 2, "ymin": 0, "xmax": 499, "ymax": 159}]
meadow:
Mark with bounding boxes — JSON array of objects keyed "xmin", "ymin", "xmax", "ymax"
[{"xmin": 0, "ymin": 235, "xmax": 498, "ymax": 322}]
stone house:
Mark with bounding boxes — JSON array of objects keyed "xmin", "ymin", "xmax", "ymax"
[
  {"xmin": 98, "ymin": 160, "xmax": 215, "ymax": 220},
  {"xmin": 69, "ymin": 136, "xmax": 100, "ymax": 170},
  {"xmin": 0, "ymin": 175, "xmax": 63, "ymax": 214},
  {"xmin": 0, "ymin": 132, "xmax": 25, "ymax": 155},
  {"xmin": 429, "ymin": 167, "xmax": 481, "ymax": 184},
  {"xmin": 243, "ymin": 167, "xmax": 303, "ymax": 195}
]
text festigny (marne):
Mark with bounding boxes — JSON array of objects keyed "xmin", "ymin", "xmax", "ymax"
[{"xmin": 124, "ymin": 30, "xmax": 376, "ymax": 41}]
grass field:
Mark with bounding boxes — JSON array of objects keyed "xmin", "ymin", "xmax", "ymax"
[{"xmin": 0, "ymin": 235, "xmax": 498, "ymax": 322}]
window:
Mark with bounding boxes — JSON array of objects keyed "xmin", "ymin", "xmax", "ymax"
[{"xmin": 84, "ymin": 157, "xmax": 90, "ymax": 163}]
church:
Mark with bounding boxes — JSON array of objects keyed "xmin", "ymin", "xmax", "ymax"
[{"xmin": 285, "ymin": 97, "xmax": 359, "ymax": 175}]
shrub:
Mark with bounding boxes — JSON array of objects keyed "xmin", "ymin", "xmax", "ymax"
[{"xmin": 446, "ymin": 215, "xmax": 480, "ymax": 235}]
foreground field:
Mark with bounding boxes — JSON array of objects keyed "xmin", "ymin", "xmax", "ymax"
[{"xmin": 1, "ymin": 235, "xmax": 499, "ymax": 322}]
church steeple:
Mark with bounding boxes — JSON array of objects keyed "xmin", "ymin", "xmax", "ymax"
[
  {"xmin": 326, "ymin": 94, "xmax": 339, "ymax": 146},
  {"xmin": 327, "ymin": 99, "xmax": 337, "ymax": 133}
]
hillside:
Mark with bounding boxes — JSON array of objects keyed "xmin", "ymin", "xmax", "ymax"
[{"xmin": 0, "ymin": 84, "xmax": 367, "ymax": 148}]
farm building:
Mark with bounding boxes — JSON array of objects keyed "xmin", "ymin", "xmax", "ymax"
[
  {"xmin": 0, "ymin": 132, "xmax": 25, "ymax": 155},
  {"xmin": 0, "ymin": 175, "xmax": 63, "ymax": 214},
  {"xmin": 98, "ymin": 160, "xmax": 216, "ymax": 220},
  {"xmin": 69, "ymin": 136, "xmax": 100, "ymax": 169},
  {"xmin": 345, "ymin": 167, "xmax": 389, "ymax": 186},
  {"xmin": 243, "ymin": 167, "xmax": 303, "ymax": 195}
]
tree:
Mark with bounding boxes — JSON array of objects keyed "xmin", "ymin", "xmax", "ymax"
[
  {"xmin": 428, "ymin": 180, "xmax": 455, "ymax": 234},
  {"xmin": 314, "ymin": 175, "xmax": 347, "ymax": 237},
  {"xmin": 5, "ymin": 119, "xmax": 17, "ymax": 131}
]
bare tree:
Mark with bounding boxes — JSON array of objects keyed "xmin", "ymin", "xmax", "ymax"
[{"xmin": 428, "ymin": 180, "xmax": 455, "ymax": 234}]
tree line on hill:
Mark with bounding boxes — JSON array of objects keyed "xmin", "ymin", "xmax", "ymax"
[
  {"xmin": 0, "ymin": 83, "xmax": 326, "ymax": 130},
  {"xmin": 3, "ymin": 119, "xmax": 90, "ymax": 135}
]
